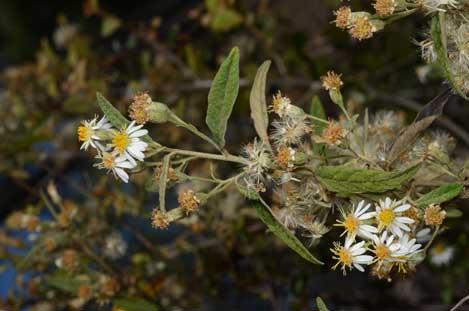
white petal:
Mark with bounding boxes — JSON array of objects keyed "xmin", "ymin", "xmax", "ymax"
[
  {"xmin": 358, "ymin": 211, "xmax": 375, "ymax": 220},
  {"xmin": 130, "ymin": 129, "xmax": 148, "ymax": 137},
  {"xmin": 396, "ymin": 216, "xmax": 414, "ymax": 224},
  {"xmin": 127, "ymin": 147, "xmax": 145, "ymax": 161},
  {"xmin": 395, "ymin": 203, "xmax": 411, "ymax": 212},
  {"xmin": 351, "ymin": 247, "xmax": 367, "ymax": 256},
  {"xmin": 355, "ymin": 255, "xmax": 373, "ymax": 264},
  {"xmin": 361, "ymin": 224, "xmax": 378, "ymax": 233},
  {"xmin": 392, "ymin": 225, "xmax": 403, "ymax": 237},
  {"xmin": 353, "ymin": 263, "xmax": 365, "ymax": 272},
  {"xmin": 350, "ymin": 241, "xmax": 365, "ymax": 252},
  {"xmin": 114, "ymin": 168, "xmax": 129, "ymax": 183},
  {"xmin": 385, "ymin": 197, "xmax": 392, "ymax": 208}
]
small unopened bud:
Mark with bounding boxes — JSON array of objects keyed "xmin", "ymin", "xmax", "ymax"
[
  {"xmin": 147, "ymin": 102, "xmax": 170, "ymax": 123},
  {"xmin": 424, "ymin": 204, "xmax": 446, "ymax": 226}
]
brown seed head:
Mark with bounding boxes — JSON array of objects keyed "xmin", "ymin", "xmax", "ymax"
[
  {"xmin": 276, "ymin": 147, "xmax": 295, "ymax": 169},
  {"xmin": 129, "ymin": 92, "xmax": 152, "ymax": 125},
  {"xmin": 322, "ymin": 122, "xmax": 345, "ymax": 146},
  {"xmin": 349, "ymin": 16, "xmax": 375, "ymax": 41},
  {"xmin": 334, "ymin": 6, "xmax": 352, "ymax": 29},
  {"xmin": 78, "ymin": 285, "xmax": 93, "ymax": 301},
  {"xmin": 321, "ymin": 71, "xmax": 343, "ymax": 91},
  {"xmin": 62, "ymin": 249, "xmax": 79, "ymax": 272},
  {"xmin": 424, "ymin": 204, "xmax": 446, "ymax": 226},
  {"xmin": 151, "ymin": 210, "xmax": 170, "ymax": 229},
  {"xmin": 374, "ymin": 0, "xmax": 396, "ymax": 17},
  {"xmin": 178, "ymin": 190, "xmax": 200, "ymax": 214}
]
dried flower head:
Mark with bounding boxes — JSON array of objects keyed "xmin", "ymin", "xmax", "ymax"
[
  {"xmin": 373, "ymin": 0, "xmax": 396, "ymax": 17},
  {"xmin": 270, "ymin": 91, "xmax": 292, "ymax": 117},
  {"xmin": 321, "ymin": 71, "xmax": 343, "ymax": 91},
  {"xmin": 154, "ymin": 165, "xmax": 179, "ymax": 183},
  {"xmin": 275, "ymin": 146, "xmax": 296, "ymax": 169},
  {"xmin": 334, "ymin": 6, "xmax": 352, "ymax": 29},
  {"xmin": 321, "ymin": 121, "xmax": 345, "ymax": 146},
  {"xmin": 424, "ymin": 204, "xmax": 446, "ymax": 226},
  {"xmin": 178, "ymin": 190, "xmax": 200, "ymax": 214},
  {"xmin": 151, "ymin": 209, "xmax": 171, "ymax": 229},
  {"xmin": 129, "ymin": 92, "xmax": 152, "ymax": 125},
  {"xmin": 404, "ymin": 205, "xmax": 420, "ymax": 225},
  {"xmin": 349, "ymin": 16, "xmax": 375, "ymax": 41}
]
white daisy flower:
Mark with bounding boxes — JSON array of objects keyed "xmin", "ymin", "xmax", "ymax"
[
  {"xmin": 335, "ymin": 200, "xmax": 377, "ymax": 240},
  {"xmin": 375, "ymin": 197, "xmax": 414, "ymax": 237},
  {"xmin": 104, "ymin": 231, "xmax": 128, "ymax": 260},
  {"xmin": 109, "ymin": 121, "xmax": 148, "ymax": 166},
  {"xmin": 370, "ymin": 231, "xmax": 401, "ymax": 266},
  {"xmin": 77, "ymin": 115, "xmax": 112, "ymax": 151},
  {"xmin": 393, "ymin": 234, "xmax": 422, "ymax": 259},
  {"xmin": 430, "ymin": 243, "xmax": 454, "ymax": 266},
  {"xmin": 95, "ymin": 153, "xmax": 135, "ymax": 183},
  {"xmin": 331, "ymin": 237, "xmax": 373, "ymax": 274}
]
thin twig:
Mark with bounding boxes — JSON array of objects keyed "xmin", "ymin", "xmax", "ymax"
[{"xmin": 450, "ymin": 295, "xmax": 469, "ymax": 311}]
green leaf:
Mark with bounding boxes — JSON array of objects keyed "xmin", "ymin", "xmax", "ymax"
[
  {"xmin": 415, "ymin": 183, "xmax": 463, "ymax": 208},
  {"xmin": 446, "ymin": 207, "xmax": 463, "ymax": 218},
  {"xmin": 113, "ymin": 298, "xmax": 159, "ymax": 311},
  {"xmin": 431, "ymin": 13, "xmax": 469, "ymax": 100},
  {"xmin": 206, "ymin": 47, "xmax": 240, "ymax": 148},
  {"xmin": 96, "ymin": 92, "xmax": 129, "ymax": 129},
  {"xmin": 316, "ymin": 164, "xmax": 421, "ymax": 194},
  {"xmin": 249, "ymin": 60, "xmax": 271, "ymax": 148},
  {"xmin": 316, "ymin": 297, "xmax": 330, "ymax": 311},
  {"xmin": 310, "ymin": 96, "xmax": 327, "ymax": 135},
  {"xmin": 253, "ymin": 202, "xmax": 323, "ymax": 265}
]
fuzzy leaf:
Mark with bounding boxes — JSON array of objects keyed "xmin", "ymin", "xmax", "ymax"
[
  {"xmin": 431, "ymin": 14, "xmax": 469, "ymax": 100},
  {"xmin": 388, "ymin": 89, "xmax": 451, "ymax": 163},
  {"xmin": 253, "ymin": 202, "xmax": 323, "ymax": 265},
  {"xmin": 316, "ymin": 164, "xmax": 421, "ymax": 193},
  {"xmin": 415, "ymin": 183, "xmax": 463, "ymax": 208},
  {"xmin": 249, "ymin": 60, "xmax": 271, "ymax": 147},
  {"xmin": 206, "ymin": 47, "xmax": 240, "ymax": 148},
  {"xmin": 316, "ymin": 297, "xmax": 330, "ymax": 311},
  {"xmin": 47, "ymin": 274, "xmax": 82, "ymax": 294},
  {"xmin": 97, "ymin": 92, "xmax": 129, "ymax": 129},
  {"xmin": 113, "ymin": 298, "xmax": 159, "ymax": 311}
]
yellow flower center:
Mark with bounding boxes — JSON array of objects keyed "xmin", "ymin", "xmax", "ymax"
[
  {"xmin": 344, "ymin": 215, "xmax": 359, "ymax": 234},
  {"xmin": 375, "ymin": 244, "xmax": 390, "ymax": 260},
  {"xmin": 113, "ymin": 131, "xmax": 131, "ymax": 152},
  {"xmin": 433, "ymin": 243, "xmax": 445, "ymax": 254},
  {"xmin": 379, "ymin": 209, "xmax": 395, "ymax": 227},
  {"xmin": 338, "ymin": 248, "xmax": 353, "ymax": 266},
  {"xmin": 103, "ymin": 156, "xmax": 115, "ymax": 169},
  {"xmin": 78, "ymin": 126, "xmax": 93, "ymax": 142}
]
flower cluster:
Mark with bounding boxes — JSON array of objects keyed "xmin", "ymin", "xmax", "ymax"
[
  {"xmin": 78, "ymin": 114, "xmax": 148, "ymax": 183},
  {"xmin": 332, "ymin": 198, "xmax": 434, "ymax": 279}
]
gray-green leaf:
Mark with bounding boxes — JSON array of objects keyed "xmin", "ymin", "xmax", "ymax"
[
  {"xmin": 97, "ymin": 92, "xmax": 129, "ymax": 129},
  {"xmin": 316, "ymin": 164, "xmax": 421, "ymax": 193},
  {"xmin": 415, "ymin": 183, "xmax": 463, "ymax": 208},
  {"xmin": 253, "ymin": 202, "xmax": 323, "ymax": 265},
  {"xmin": 249, "ymin": 60, "xmax": 271, "ymax": 148},
  {"xmin": 206, "ymin": 47, "xmax": 240, "ymax": 148}
]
